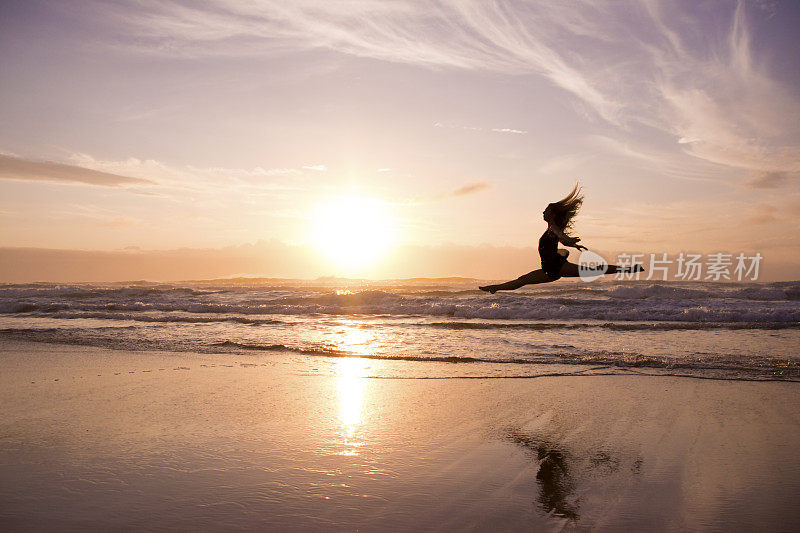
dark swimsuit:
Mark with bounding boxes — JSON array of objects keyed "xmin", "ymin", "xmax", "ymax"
[{"xmin": 538, "ymin": 229, "xmax": 567, "ymax": 280}]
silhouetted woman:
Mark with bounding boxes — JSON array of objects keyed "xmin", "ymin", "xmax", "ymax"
[{"xmin": 479, "ymin": 185, "xmax": 642, "ymax": 293}]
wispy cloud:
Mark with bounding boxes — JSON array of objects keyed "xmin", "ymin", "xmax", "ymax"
[
  {"xmin": 100, "ymin": 0, "xmax": 799, "ymax": 179},
  {"xmin": 434, "ymin": 122, "xmax": 527, "ymax": 135},
  {"xmin": 101, "ymin": 1, "xmax": 620, "ymax": 123},
  {"xmin": 490, "ymin": 128, "xmax": 528, "ymax": 135},
  {"xmin": 745, "ymin": 171, "xmax": 793, "ymax": 189},
  {"xmin": 67, "ymin": 153, "xmax": 304, "ymax": 193},
  {"xmin": 743, "ymin": 203, "xmax": 783, "ymax": 225},
  {"xmin": 635, "ymin": 2, "xmax": 800, "ymax": 176},
  {"xmin": 437, "ymin": 181, "xmax": 491, "ymax": 199},
  {"xmin": 583, "ymin": 135, "xmax": 733, "ymax": 184},
  {"xmin": 0, "ymin": 154, "xmax": 155, "ymax": 187},
  {"xmin": 302, "ymin": 164, "xmax": 327, "ymax": 172}
]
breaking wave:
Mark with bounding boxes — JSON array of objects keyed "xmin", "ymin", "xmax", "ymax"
[
  {"xmin": 2, "ymin": 280, "xmax": 799, "ymax": 383},
  {"xmin": 2, "ymin": 281, "xmax": 800, "ymax": 323}
]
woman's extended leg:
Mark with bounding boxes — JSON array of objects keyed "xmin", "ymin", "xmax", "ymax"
[
  {"xmin": 557, "ymin": 262, "xmax": 644, "ymax": 278},
  {"xmin": 479, "ymin": 269, "xmax": 555, "ymax": 293}
]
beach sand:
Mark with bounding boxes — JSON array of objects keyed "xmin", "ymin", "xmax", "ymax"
[{"xmin": 1, "ymin": 340, "xmax": 799, "ymax": 531}]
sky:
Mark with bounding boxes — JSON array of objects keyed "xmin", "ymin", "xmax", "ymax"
[{"xmin": 1, "ymin": 0, "xmax": 799, "ymax": 281}]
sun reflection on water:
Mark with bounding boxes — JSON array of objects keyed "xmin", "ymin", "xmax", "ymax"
[
  {"xmin": 333, "ymin": 322, "xmax": 379, "ymax": 456},
  {"xmin": 336, "ymin": 357, "xmax": 368, "ymax": 455},
  {"xmin": 335, "ymin": 322, "xmax": 376, "ymax": 356}
]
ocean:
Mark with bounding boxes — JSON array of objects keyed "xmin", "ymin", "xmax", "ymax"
[{"xmin": 1, "ymin": 279, "xmax": 798, "ymax": 381}]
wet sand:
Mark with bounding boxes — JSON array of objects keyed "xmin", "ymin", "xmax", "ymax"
[{"xmin": 1, "ymin": 340, "xmax": 799, "ymax": 531}]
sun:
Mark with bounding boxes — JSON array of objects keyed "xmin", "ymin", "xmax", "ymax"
[{"xmin": 310, "ymin": 195, "xmax": 397, "ymax": 272}]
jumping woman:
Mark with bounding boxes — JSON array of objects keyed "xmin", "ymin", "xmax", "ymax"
[{"xmin": 479, "ymin": 185, "xmax": 643, "ymax": 293}]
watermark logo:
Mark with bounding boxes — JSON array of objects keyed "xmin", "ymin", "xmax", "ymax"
[
  {"xmin": 578, "ymin": 250, "xmax": 608, "ymax": 282},
  {"xmin": 575, "ymin": 251, "xmax": 763, "ymax": 282}
]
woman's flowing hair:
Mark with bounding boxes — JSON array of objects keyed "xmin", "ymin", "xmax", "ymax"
[{"xmin": 547, "ymin": 184, "xmax": 584, "ymax": 231}]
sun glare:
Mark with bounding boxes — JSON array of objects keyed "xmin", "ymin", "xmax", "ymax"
[{"xmin": 311, "ymin": 196, "xmax": 396, "ymax": 272}]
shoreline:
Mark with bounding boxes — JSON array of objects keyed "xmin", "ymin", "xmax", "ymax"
[{"xmin": 2, "ymin": 336, "xmax": 798, "ymax": 383}]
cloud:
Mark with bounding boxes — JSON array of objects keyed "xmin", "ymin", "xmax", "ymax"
[
  {"xmin": 65, "ymin": 153, "xmax": 305, "ymax": 196},
  {"xmin": 0, "ymin": 154, "xmax": 155, "ymax": 187},
  {"xmin": 745, "ymin": 203, "xmax": 778, "ymax": 225},
  {"xmin": 435, "ymin": 122, "xmax": 528, "ymax": 135},
  {"xmin": 443, "ymin": 181, "xmax": 491, "ymax": 198},
  {"xmin": 490, "ymin": 128, "xmax": 528, "ymax": 135},
  {"xmin": 586, "ymin": 135, "xmax": 732, "ymax": 184},
  {"xmin": 302, "ymin": 164, "xmax": 327, "ymax": 172},
  {"xmin": 100, "ymin": 1, "xmax": 619, "ymax": 123},
  {"xmin": 98, "ymin": 1, "xmax": 799, "ymax": 179},
  {"xmin": 745, "ymin": 171, "xmax": 792, "ymax": 189},
  {"xmin": 643, "ymin": 2, "xmax": 800, "ymax": 175}
]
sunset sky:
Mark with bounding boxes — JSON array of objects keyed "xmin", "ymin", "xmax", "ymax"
[{"xmin": 1, "ymin": 0, "xmax": 799, "ymax": 280}]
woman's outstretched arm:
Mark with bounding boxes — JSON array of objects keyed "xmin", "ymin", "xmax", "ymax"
[{"xmin": 548, "ymin": 224, "xmax": 587, "ymax": 251}]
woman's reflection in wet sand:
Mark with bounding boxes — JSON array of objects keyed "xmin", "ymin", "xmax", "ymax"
[
  {"xmin": 505, "ymin": 428, "xmax": 643, "ymax": 523},
  {"xmin": 506, "ymin": 429, "xmax": 580, "ymax": 521}
]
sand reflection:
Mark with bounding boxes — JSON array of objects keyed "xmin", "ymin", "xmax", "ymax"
[
  {"xmin": 506, "ymin": 429, "xmax": 580, "ymax": 521},
  {"xmin": 505, "ymin": 428, "xmax": 642, "ymax": 523}
]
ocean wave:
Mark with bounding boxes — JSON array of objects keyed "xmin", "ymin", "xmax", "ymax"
[
  {"xmin": 4, "ymin": 298, "xmax": 800, "ymax": 323},
  {"xmin": 0, "ymin": 285, "xmax": 219, "ymax": 299},
  {"xmin": 2, "ymin": 281, "xmax": 799, "ymax": 300},
  {"xmin": 422, "ymin": 321, "xmax": 800, "ymax": 331},
  {"xmin": 209, "ymin": 340, "xmax": 518, "ymax": 363},
  {"xmin": 7, "ymin": 310, "xmax": 799, "ymax": 330},
  {"xmin": 605, "ymin": 284, "xmax": 800, "ymax": 301},
  {"xmin": 3, "ymin": 282, "xmax": 800, "ymax": 324},
  {"xmin": 210, "ymin": 340, "xmax": 345, "ymax": 355},
  {"xmin": 2, "ymin": 327, "xmax": 796, "ymax": 381},
  {"xmin": 0, "ymin": 302, "xmax": 71, "ymax": 313},
  {"xmin": 41, "ymin": 311, "xmax": 287, "ymax": 326}
]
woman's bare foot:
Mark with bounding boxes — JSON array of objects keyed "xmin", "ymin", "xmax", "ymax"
[{"xmin": 479, "ymin": 285, "xmax": 497, "ymax": 294}]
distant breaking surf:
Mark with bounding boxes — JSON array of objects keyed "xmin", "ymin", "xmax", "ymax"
[{"xmin": 1, "ymin": 279, "xmax": 798, "ymax": 382}]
